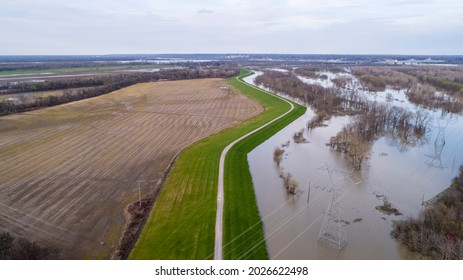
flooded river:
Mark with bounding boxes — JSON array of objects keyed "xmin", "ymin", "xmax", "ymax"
[{"xmin": 245, "ymin": 71, "xmax": 463, "ymax": 259}]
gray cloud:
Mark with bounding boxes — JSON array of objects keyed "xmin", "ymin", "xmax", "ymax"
[
  {"xmin": 0, "ymin": 0, "xmax": 461, "ymax": 55},
  {"xmin": 197, "ymin": 9, "xmax": 214, "ymax": 14}
]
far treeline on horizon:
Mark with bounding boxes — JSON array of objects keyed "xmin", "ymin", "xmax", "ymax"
[{"xmin": 0, "ymin": 54, "xmax": 462, "ymax": 64}]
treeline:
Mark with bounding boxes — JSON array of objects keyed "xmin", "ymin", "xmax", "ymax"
[
  {"xmin": 353, "ymin": 65, "xmax": 463, "ymax": 92},
  {"xmin": 357, "ymin": 75, "xmax": 387, "ymax": 92},
  {"xmin": 398, "ymin": 65, "xmax": 463, "ymax": 84},
  {"xmin": 1, "ymin": 67, "xmax": 238, "ymax": 94},
  {"xmin": 254, "ymin": 70, "xmax": 344, "ymax": 116},
  {"xmin": 0, "ymin": 231, "xmax": 60, "ymax": 260},
  {"xmin": 352, "ymin": 66, "xmax": 417, "ymax": 91},
  {"xmin": 352, "ymin": 66, "xmax": 463, "ymax": 113},
  {"xmin": 328, "ymin": 103, "xmax": 430, "ymax": 169},
  {"xmin": 0, "ymin": 78, "xmax": 105, "ymax": 94},
  {"xmin": 331, "ymin": 76, "xmax": 353, "ymax": 89},
  {"xmin": 294, "ymin": 66, "xmax": 345, "ymax": 79},
  {"xmin": 255, "ymin": 69, "xmax": 435, "ymax": 169},
  {"xmin": 407, "ymin": 84, "xmax": 463, "ymax": 113},
  {"xmin": 0, "ymin": 61, "xmax": 150, "ymax": 72},
  {"xmin": 0, "ymin": 61, "xmax": 237, "ymax": 73},
  {"xmin": 0, "ymin": 68, "xmax": 238, "ymax": 116},
  {"xmin": 396, "ymin": 66, "xmax": 463, "ymax": 95},
  {"xmin": 255, "ymin": 70, "xmax": 368, "ymax": 127},
  {"xmin": 294, "ymin": 67, "xmax": 321, "ymax": 78},
  {"xmin": 424, "ymin": 76, "xmax": 463, "ymax": 93},
  {"xmin": 392, "ymin": 166, "xmax": 463, "ymax": 259}
]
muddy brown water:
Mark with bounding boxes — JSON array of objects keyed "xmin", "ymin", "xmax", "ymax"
[{"xmin": 245, "ymin": 71, "xmax": 463, "ymax": 259}]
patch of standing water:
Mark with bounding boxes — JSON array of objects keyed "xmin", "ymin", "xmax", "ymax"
[
  {"xmin": 246, "ymin": 71, "xmax": 463, "ymax": 259},
  {"xmin": 242, "ymin": 71, "xmax": 262, "ymax": 86},
  {"xmin": 296, "ymin": 71, "xmax": 351, "ymax": 89},
  {"xmin": 243, "ymin": 71, "xmax": 298, "ymax": 103},
  {"xmin": 266, "ymin": 68, "xmax": 290, "ymax": 73}
]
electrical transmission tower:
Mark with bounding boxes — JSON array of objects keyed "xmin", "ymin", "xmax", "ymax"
[
  {"xmin": 425, "ymin": 118, "xmax": 448, "ymax": 170},
  {"xmin": 317, "ymin": 163, "xmax": 348, "ymax": 251}
]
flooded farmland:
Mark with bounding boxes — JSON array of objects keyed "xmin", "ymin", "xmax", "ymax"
[{"xmin": 245, "ymin": 71, "xmax": 463, "ymax": 259}]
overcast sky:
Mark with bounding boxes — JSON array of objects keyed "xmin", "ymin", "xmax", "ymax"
[{"xmin": 1, "ymin": 0, "xmax": 462, "ymax": 55}]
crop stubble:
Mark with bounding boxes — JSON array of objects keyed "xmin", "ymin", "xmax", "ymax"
[{"xmin": 0, "ymin": 78, "xmax": 262, "ymax": 259}]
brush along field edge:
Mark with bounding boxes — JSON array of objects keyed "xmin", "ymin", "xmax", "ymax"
[{"xmin": 129, "ymin": 70, "xmax": 306, "ymax": 259}]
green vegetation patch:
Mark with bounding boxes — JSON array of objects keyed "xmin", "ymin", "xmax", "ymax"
[{"xmin": 129, "ymin": 70, "xmax": 306, "ymax": 259}]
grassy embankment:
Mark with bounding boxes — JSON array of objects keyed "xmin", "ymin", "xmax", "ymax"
[
  {"xmin": 130, "ymin": 69, "xmax": 306, "ymax": 259},
  {"xmin": 0, "ymin": 64, "xmax": 163, "ymax": 75}
]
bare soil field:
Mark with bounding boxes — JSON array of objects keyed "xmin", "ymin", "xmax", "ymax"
[{"xmin": 0, "ymin": 78, "xmax": 262, "ymax": 259}]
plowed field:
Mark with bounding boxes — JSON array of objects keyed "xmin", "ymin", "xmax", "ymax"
[{"xmin": 0, "ymin": 78, "xmax": 262, "ymax": 259}]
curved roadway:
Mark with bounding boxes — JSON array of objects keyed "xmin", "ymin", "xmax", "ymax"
[{"xmin": 214, "ymin": 73, "xmax": 295, "ymax": 260}]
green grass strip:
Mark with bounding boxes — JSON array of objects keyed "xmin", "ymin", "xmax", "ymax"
[{"xmin": 129, "ymin": 69, "xmax": 306, "ymax": 259}]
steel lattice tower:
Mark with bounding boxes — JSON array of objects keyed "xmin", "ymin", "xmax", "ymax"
[
  {"xmin": 317, "ymin": 164, "xmax": 348, "ymax": 250},
  {"xmin": 425, "ymin": 118, "xmax": 447, "ymax": 170}
]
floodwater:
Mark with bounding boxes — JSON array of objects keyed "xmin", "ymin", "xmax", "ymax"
[{"xmin": 246, "ymin": 71, "xmax": 463, "ymax": 259}]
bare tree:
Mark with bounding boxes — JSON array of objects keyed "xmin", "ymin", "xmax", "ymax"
[
  {"xmin": 293, "ymin": 128, "xmax": 308, "ymax": 144},
  {"xmin": 273, "ymin": 147, "xmax": 284, "ymax": 167},
  {"xmin": 281, "ymin": 172, "xmax": 299, "ymax": 195}
]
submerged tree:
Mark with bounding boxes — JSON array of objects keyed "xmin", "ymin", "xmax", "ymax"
[
  {"xmin": 329, "ymin": 128, "xmax": 370, "ymax": 170},
  {"xmin": 293, "ymin": 128, "xmax": 308, "ymax": 144},
  {"xmin": 281, "ymin": 172, "xmax": 299, "ymax": 195},
  {"xmin": 307, "ymin": 110, "xmax": 328, "ymax": 130},
  {"xmin": 328, "ymin": 102, "xmax": 430, "ymax": 169},
  {"xmin": 273, "ymin": 147, "xmax": 284, "ymax": 167}
]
